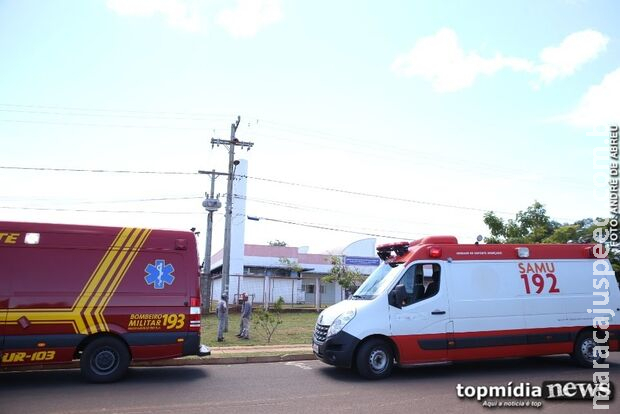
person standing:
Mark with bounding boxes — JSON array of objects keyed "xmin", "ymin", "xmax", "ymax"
[
  {"xmin": 239, "ymin": 293, "xmax": 252, "ymax": 339},
  {"xmin": 216, "ymin": 293, "xmax": 228, "ymax": 342},
  {"xmin": 236, "ymin": 294, "xmax": 245, "ymax": 337}
]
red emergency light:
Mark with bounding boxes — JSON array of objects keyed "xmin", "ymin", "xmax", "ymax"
[
  {"xmin": 428, "ymin": 247, "xmax": 442, "ymax": 258},
  {"xmin": 376, "ymin": 241, "xmax": 410, "ymax": 260}
]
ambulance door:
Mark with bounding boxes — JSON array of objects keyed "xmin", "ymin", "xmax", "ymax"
[
  {"xmin": 447, "ymin": 261, "xmax": 527, "ymax": 361},
  {"xmin": 388, "ymin": 262, "xmax": 450, "ymax": 364}
]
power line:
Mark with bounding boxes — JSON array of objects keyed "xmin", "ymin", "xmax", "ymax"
[
  {"xmin": 0, "ymin": 103, "xmax": 584, "ymax": 187},
  {"xmin": 248, "ymin": 216, "xmax": 417, "ymax": 240},
  {"xmin": 0, "ymin": 166, "xmax": 197, "ymax": 175},
  {"xmin": 0, "ymin": 108, "xmax": 232, "ymax": 122},
  {"xmin": 76, "ymin": 196, "xmax": 202, "ymax": 204},
  {"xmin": 239, "ymin": 174, "xmax": 512, "ymax": 214},
  {"xmin": 0, "ymin": 118, "xmax": 213, "ymax": 131},
  {"xmin": 0, "ymin": 165, "xmax": 513, "ymax": 214},
  {"xmin": 0, "ymin": 103, "xmax": 232, "ymax": 119},
  {"xmin": 0, "ymin": 206, "xmax": 209, "ymax": 215},
  {"xmin": 234, "ymin": 194, "xmax": 480, "ymax": 231}
]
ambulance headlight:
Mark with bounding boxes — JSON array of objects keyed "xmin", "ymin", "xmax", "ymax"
[{"xmin": 327, "ymin": 309, "xmax": 356, "ymax": 338}]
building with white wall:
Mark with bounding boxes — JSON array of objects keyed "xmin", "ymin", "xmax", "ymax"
[
  {"xmin": 207, "ymin": 158, "xmax": 380, "ymax": 308},
  {"xmin": 210, "ymin": 240, "xmax": 380, "ymax": 308}
]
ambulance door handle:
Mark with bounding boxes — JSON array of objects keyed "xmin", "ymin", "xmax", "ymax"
[{"xmin": 431, "ymin": 310, "xmax": 446, "ymax": 315}]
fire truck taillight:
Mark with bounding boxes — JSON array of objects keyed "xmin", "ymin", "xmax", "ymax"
[
  {"xmin": 428, "ymin": 247, "xmax": 442, "ymax": 258},
  {"xmin": 189, "ymin": 297, "xmax": 201, "ymax": 331}
]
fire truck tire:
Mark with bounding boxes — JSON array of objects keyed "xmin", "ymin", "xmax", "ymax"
[
  {"xmin": 355, "ymin": 338, "xmax": 394, "ymax": 380},
  {"xmin": 80, "ymin": 336, "xmax": 131, "ymax": 383},
  {"xmin": 571, "ymin": 331, "xmax": 607, "ymax": 368}
]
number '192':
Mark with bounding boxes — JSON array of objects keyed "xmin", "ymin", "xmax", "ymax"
[{"xmin": 520, "ymin": 273, "xmax": 560, "ymax": 294}]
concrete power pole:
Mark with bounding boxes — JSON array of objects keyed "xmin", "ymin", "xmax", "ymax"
[
  {"xmin": 211, "ymin": 116, "xmax": 253, "ymax": 300},
  {"xmin": 198, "ymin": 169, "xmax": 227, "ymax": 313}
]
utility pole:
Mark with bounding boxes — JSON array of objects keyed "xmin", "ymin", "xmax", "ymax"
[
  {"xmin": 198, "ymin": 169, "xmax": 227, "ymax": 313},
  {"xmin": 211, "ymin": 116, "xmax": 253, "ymax": 301}
]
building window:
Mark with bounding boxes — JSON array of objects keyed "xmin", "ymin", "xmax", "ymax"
[
  {"xmin": 305, "ymin": 285, "xmax": 315, "ymax": 294},
  {"xmin": 319, "ymin": 285, "xmax": 325, "ymax": 294}
]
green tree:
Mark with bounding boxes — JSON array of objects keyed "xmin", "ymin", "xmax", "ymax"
[
  {"xmin": 254, "ymin": 297, "xmax": 284, "ymax": 343},
  {"xmin": 484, "ymin": 201, "xmax": 559, "ymax": 244},
  {"xmin": 322, "ymin": 256, "xmax": 365, "ymax": 292},
  {"xmin": 483, "ymin": 202, "xmax": 620, "ymax": 279}
]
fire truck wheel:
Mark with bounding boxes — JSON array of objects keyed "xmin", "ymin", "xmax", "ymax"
[
  {"xmin": 356, "ymin": 338, "xmax": 394, "ymax": 380},
  {"xmin": 571, "ymin": 331, "xmax": 606, "ymax": 368},
  {"xmin": 80, "ymin": 336, "xmax": 131, "ymax": 383}
]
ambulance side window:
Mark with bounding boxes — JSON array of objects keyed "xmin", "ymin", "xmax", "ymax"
[
  {"xmin": 396, "ymin": 263, "xmax": 440, "ymax": 306},
  {"xmin": 422, "ymin": 263, "xmax": 441, "ymax": 299},
  {"xmin": 396, "ymin": 266, "xmax": 416, "ymax": 306}
]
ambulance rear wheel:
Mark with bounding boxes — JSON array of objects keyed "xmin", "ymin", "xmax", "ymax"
[
  {"xmin": 572, "ymin": 331, "xmax": 606, "ymax": 368},
  {"xmin": 356, "ymin": 338, "xmax": 393, "ymax": 380},
  {"xmin": 81, "ymin": 336, "xmax": 130, "ymax": 383}
]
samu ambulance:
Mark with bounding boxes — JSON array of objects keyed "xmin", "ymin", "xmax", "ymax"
[
  {"xmin": 313, "ymin": 236, "xmax": 620, "ymax": 379},
  {"xmin": 0, "ymin": 221, "xmax": 210, "ymax": 382}
]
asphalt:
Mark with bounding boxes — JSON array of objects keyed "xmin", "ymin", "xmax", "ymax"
[{"xmin": 1, "ymin": 344, "xmax": 316, "ymax": 373}]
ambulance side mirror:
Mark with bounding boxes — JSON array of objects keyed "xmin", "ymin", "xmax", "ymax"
[{"xmin": 389, "ymin": 284, "xmax": 407, "ymax": 309}]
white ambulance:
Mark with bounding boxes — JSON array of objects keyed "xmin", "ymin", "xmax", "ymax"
[{"xmin": 312, "ymin": 236, "xmax": 620, "ymax": 379}]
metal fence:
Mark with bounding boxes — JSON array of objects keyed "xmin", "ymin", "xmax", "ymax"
[{"xmin": 207, "ymin": 274, "xmax": 345, "ymax": 312}]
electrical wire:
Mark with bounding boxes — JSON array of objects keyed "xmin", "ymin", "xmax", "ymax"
[
  {"xmin": 0, "ymin": 206, "xmax": 206, "ymax": 215},
  {"xmin": 0, "ymin": 165, "xmax": 512, "ymax": 214},
  {"xmin": 0, "ymin": 118, "xmax": 212, "ymax": 131},
  {"xmin": 0, "ymin": 103, "xmax": 584, "ymax": 188},
  {"xmin": 238, "ymin": 174, "xmax": 512, "ymax": 214},
  {"xmin": 249, "ymin": 216, "xmax": 417, "ymax": 240},
  {"xmin": 0, "ymin": 103, "xmax": 232, "ymax": 119}
]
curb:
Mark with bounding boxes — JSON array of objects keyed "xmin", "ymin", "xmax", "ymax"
[
  {"xmin": 145, "ymin": 353, "xmax": 316, "ymax": 366},
  {"xmin": 1, "ymin": 353, "xmax": 317, "ymax": 373}
]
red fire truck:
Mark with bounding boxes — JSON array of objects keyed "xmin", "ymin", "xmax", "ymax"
[{"xmin": 0, "ymin": 221, "xmax": 210, "ymax": 382}]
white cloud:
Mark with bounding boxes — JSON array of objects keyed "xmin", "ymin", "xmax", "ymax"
[
  {"xmin": 216, "ymin": 0, "xmax": 282, "ymax": 38},
  {"xmin": 557, "ymin": 67, "xmax": 620, "ymax": 128},
  {"xmin": 392, "ymin": 28, "xmax": 608, "ymax": 93},
  {"xmin": 536, "ymin": 30, "xmax": 608, "ymax": 84},
  {"xmin": 391, "ymin": 28, "xmax": 533, "ymax": 92},
  {"xmin": 106, "ymin": 0, "xmax": 202, "ymax": 32}
]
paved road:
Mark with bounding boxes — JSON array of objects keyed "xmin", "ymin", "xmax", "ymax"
[{"xmin": 1, "ymin": 355, "xmax": 618, "ymax": 414}]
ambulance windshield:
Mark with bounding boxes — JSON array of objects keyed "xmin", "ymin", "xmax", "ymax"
[{"xmin": 351, "ymin": 262, "xmax": 403, "ymax": 299}]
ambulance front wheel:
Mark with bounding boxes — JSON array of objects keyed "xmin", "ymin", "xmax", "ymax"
[
  {"xmin": 571, "ymin": 331, "xmax": 607, "ymax": 368},
  {"xmin": 356, "ymin": 338, "xmax": 394, "ymax": 380},
  {"xmin": 80, "ymin": 336, "xmax": 131, "ymax": 383}
]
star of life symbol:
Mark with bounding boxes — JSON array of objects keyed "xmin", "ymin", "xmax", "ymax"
[{"xmin": 144, "ymin": 259, "xmax": 175, "ymax": 289}]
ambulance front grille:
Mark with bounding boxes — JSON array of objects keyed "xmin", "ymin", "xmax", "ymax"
[{"xmin": 314, "ymin": 324, "xmax": 329, "ymax": 343}]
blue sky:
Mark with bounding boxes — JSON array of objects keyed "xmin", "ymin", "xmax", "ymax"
[{"xmin": 1, "ymin": 0, "xmax": 619, "ymax": 256}]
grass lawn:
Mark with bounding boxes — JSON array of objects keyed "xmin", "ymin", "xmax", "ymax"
[{"xmin": 200, "ymin": 311, "xmax": 318, "ymax": 347}]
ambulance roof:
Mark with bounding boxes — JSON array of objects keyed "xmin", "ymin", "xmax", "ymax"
[{"xmin": 377, "ymin": 235, "xmax": 597, "ymax": 265}]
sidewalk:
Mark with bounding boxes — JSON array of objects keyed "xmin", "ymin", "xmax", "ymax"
[
  {"xmin": 145, "ymin": 344, "xmax": 315, "ymax": 366},
  {"xmin": 1, "ymin": 344, "xmax": 316, "ymax": 373},
  {"xmin": 211, "ymin": 344, "xmax": 312, "ymax": 357}
]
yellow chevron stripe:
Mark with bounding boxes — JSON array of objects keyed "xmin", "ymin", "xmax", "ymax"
[
  {"xmin": 94, "ymin": 229, "xmax": 151, "ymax": 332},
  {"xmin": 78, "ymin": 229, "xmax": 134, "ymax": 334},
  {"xmin": 89, "ymin": 228, "xmax": 150, "ymax": 333},
  {"xmin": 4, "ymin": 227, "xmax": 151, "ymax": 335},
  {"xmin": 72, "ymin": 228, "xmax": 129, "ymax": 311},
  {"xmin": 83, "ymin": 228, "xmax": 141, "ymax": 333},
  {"xmin": 75, "ymin": 228, "xmax": 134, "ymax": 311}
]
